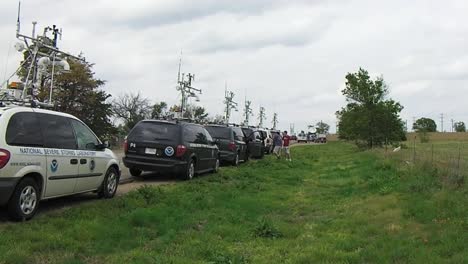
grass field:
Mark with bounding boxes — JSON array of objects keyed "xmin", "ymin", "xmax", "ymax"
[{"xmin": 0, "ymin": 142, "xmax": 467, "ymax": 263}]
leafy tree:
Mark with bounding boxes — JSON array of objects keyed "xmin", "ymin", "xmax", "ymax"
[
  {"xmin": 336, "ymin": 68, "xmax": 406, "ymax": 148},
  {"xmin": 191, "ymin": 105, "xmax": 209, "ymax": 122},
  {"xmin": 454, "ymin": 121, "xmax": 466, "ymax": 132},
  {"xmin": 49, "ymin": 60, "xmax": 115, "ymax": 138},
  {"xmin": 112, "ymin": 92, "xmax": 152, "ymax": 132},
  {"xmin": 413, "ymin": 118, "xmax": 437, "ymax": 132},
  {"xmin": 315, "ymin": 121, "xmax": 330, "ymax": 134},
  {"xmin": 151, "ymin": 101, "xmax": 168, "ymax": 119}
]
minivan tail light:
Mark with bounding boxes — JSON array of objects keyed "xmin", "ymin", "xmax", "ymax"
[
  {"xmin": 123, "ymin": 139, "xmax": 128, "ymax": 153},
  {"xmin": 176, "ymin": 145, "xmax": 187, "ymax": 157},
  {"xmin": 0, "ymin": 149, "xmax": 11, "ymax": 169},
  {"xmin": 228, "ymin": 142, "xmax": 236, "ymax": 151}
]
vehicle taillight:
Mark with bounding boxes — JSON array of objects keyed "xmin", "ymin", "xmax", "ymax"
[
  {"xmin": 123, "ymin": 139, "xmax": 128, "ymax": 153},
  {"xmin": 176, "ymin": 145, "xmax": 187, "ymax": 157},
  {"xmin": 228, "ymin": 142, "xmax": 236, "ymax": 151},
  {"xmin": 0, "ymin": 149, "xmax": 11, "ymax": 169}
]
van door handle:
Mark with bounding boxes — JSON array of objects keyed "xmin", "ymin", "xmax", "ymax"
[
  {"xmin": 70, "ymin": 159, "xmax": 78, "ymax": 165},
  {"xmin": 80, "ymin": 159, "xmax": 87, "ymax": 164}
]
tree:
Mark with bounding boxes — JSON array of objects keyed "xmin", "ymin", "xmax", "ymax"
[
  {"xmin": 454, "ymin": 121, "xmax": 466, "ymax": 132},
  {"xmin": 151, "ymin": 101, "xmax": 168, "ymax": 119},
  {"xmin": 315, "ymin": 121, "xmax": 330, "ymax": 134},
  {"xmin": 112, "ymin": 92, "xmax": 152, "ymax": 132},
  {"xmin": 191, "ymin": 105, "xmax": 209, "ymax": 122},
  {"xmin": 49, "ymin": 60, "xmax": 115, "ymax": 138},
  {"xmin": 413, "ymin": 118, "xmax": 437, "ymax": 132},
  {"xmin": 336, "ymin": 68, "xmax": 406, "ymax": 148}
]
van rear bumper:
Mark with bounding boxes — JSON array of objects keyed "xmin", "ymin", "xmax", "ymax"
[
  {"xmin": 0, "ymin": 177, "xmax": 19, "ymax": 206},
  {"xmin": 123, "ymin": 156, "xmax": 188, "ymax": 174}
]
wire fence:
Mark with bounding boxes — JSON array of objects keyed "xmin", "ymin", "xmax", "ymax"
[{"xmin": 384, "ymin": 137, "xmax": 467, "ymax": 187}]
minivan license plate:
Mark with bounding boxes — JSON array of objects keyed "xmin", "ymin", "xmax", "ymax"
[{"xmin": 145, "ymin": 148, "xmax": 157, "ymax": 155}]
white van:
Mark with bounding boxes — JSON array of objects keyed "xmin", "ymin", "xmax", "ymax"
[{"xmin": 0, "ymin": 106, "xmax": 120, "ymax": 221}]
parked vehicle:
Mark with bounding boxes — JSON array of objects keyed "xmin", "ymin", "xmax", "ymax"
[
  {"xmin": 123, "ymin": 120, "xmax": 219, "ymax": 180},
  {"xmin": 297, "ymin": 131, "xmax": 308, "ymax": 143},
  {"xmin": 0, "ymin": 107, "xmax": 120, "ymax": 221},
  {"xmin": 258, "ymin": 128, "xmax": 273, "ymax": 154},
  {"xmin": 205, "ymin": 125, "xmax": 248, "ymax": 166},
  {"xmin": 315, "ymin": 133, "xmax": 327, "ymax": 143},
  {"xmin": 241, "ymin": 127, "xmax": 264, "ymax": 159}
]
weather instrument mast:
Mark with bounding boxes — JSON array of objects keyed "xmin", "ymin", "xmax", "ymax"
[
  {"xmin": 272, "ymin": 113, "xmax": 278, "ymax": 130},
  {"xmin": 0, "ymin": 1, "xmax": 81, "ymax": 108},
  {"xmin": 243, "ymin": 97, "xmax": 253, "ymax": 126},
  {"xmin": 223, "ymin": 82, "xmax": 238, "ymax": 124},
  {"xmin": 258, "ymin": 106, "xmax": 266, "ymax": 128},
  {"xmin": 176, "ymin": 54, "xmax": 201, "ymax": 118}
]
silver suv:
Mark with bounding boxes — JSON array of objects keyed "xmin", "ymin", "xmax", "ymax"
[{"xmin": 0, "ymin": 106, "xmax": 120, "ymax": 221}]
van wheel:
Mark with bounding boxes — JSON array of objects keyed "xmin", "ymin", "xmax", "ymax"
[
  {"xmin": 130, "ymin": 168, "xmax": 142, "ymax": 177},
  {"xmin": 98, "ymin": 167, "xmax": 119, "ymax": 198},
  {"xmin": 232, "ymin": 153, "xmax": 239, "ymax": 166},
  {"xmin": 8, "ymin": 177, "xmax": 40, "ymax": 221},
  {"xmin": 213, "ymin": 157, "xmax": 220, "ymax": 173},
  {"xmin": 181, "ymin": 159, "xmax": 195, "ymax": 181}
]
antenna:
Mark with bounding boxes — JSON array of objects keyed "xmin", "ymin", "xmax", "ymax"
[
  {"xmin": 1, "ymin": 1, "xmax": 83, "ymax": 108},
  {"xmin": 223, "ymin": 82, "xmax": 238, "ymax": 124},
  {"xmin": 16, "ymin": 1, "xmax": 21, "ymax": 37},
  {"xmin": 243, "ymin": 96, "xmax": 253, "ymax": 126},
  {"xmin": 175, "ymin": 55, "xmax": 201, "ymax": 118},
  {"xmin": 258, "ymin": 106, "xmax": 266, "ymax": 128},
  {"xmin": 272, "ymin": 113, "xmax": 278, "ymax": 130}
]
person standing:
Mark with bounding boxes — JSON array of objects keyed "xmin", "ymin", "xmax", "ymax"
[
  {"xmin": 272, "ymin": 132, "xmax": 283, "ymax": 159},
  {"xmin": 282, "ymin": 131, "xmax": 292, "ymax": 161}
]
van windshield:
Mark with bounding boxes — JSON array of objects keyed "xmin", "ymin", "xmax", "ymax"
[
  {"xmin": 128, "ymin": 122, "xmax": 180, "ymax": 142},
  {"xmin": 205, "ymin": 126, "xmax": 231, "ymax": 139}
]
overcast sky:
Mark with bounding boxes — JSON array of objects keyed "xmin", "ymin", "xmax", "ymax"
[{"xmin": 1, "ymin": 0, "xmax": 467, "ymax": 133}]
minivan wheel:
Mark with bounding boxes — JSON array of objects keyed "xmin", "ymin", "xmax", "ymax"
[
  {"xmin": 181, "ymin": 159, "xmax": 195, "ymax": 181},
  {"xmin": 213, "ymin": 158, "xmax": 220, "ymax": 173},
  {"xmin": 232, "ymin": 153, "xmax": 239, "ymax": 166},
  {"xmin": 130, "ymin": 168, "xmax": 142, "ymax": 177},
  {"xmin": 8, "ymin": 177, "xmax": 40, "ymax": 221},
  {"xmin": 98, "ymin": 167, "xmax": 119, "ymax": 199}
]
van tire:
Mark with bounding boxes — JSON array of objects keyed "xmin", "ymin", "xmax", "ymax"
[
  {"xmin": 8, "ymin": 177, "xmax": 40, "ymax": 221},
  {"xmin": 180, "ymin": 159, "xmax": 195, "ymax": 181},
  {"xmin": 98, "ymin": 167, "xmax": 119, "ymax": 199},
  {"xmin": 130, "ymin": 168, "xmax": 142, "ymax": 177}
]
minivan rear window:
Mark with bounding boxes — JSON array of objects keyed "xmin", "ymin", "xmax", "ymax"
[
  {"xmin": 205, "ymin": 126, "xmax": 231, "ymax": 139},
  {"xmin": 128, "ymin": 122, "xmax": 180, "ymax": 142}
]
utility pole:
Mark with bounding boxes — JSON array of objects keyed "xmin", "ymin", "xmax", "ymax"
[
  {"xmin": 243, "ymin": 97, "xmax": 253, "ymax": 126},
  {"xmin": 412, "ymin": 116, "xmax": 416, "ymax": 132},
  {"xmin": 176, "ymin": 55, "xmax": 201, "ymax": 118},
  {"xmin": 290, "ymin": 123, "xmax": 295, "ymax": 134},
  {"xmin": 440, "ymin": 113, "xmax": 444, "ymax": 132},
  {"xmin": 258, "ymin": 106, "xmax": 266, "ymax": 128},
  {"xmin": 451, "ymin": 119, "xmax": 454, "ymax": 132},
  {"xmin": 223, "ymin": 83, "xmax": 238, "ymax": 124}
]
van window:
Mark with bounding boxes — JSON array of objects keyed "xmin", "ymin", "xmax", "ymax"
[
  {"xmin": 232, "ymin": 127, "xmax": 245, "ymax": 141},
  {"xmin": 205, "ymin": 126, "xmax": 231, "ymax": 140},
  {"xmin": 70, "ymin": 119, "xmax": 99, "ymax": 150},
  {"xmin": 184, "ymin": 125, "xmax": 208, "ymax": 144},
  {"xmin": 6, "ymin": 112, "xmax": 43, "ymax": 147},
  {"xmin": 128, "ymin": 122, "xmax": 180, "ymax": 142},
  {"xmin": 38, "ymin": 113, "xmax": 77, "ymax": 149}
]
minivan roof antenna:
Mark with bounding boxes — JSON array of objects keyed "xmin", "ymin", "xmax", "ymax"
[
  {"xmin": 223, "ymin": 81, "xmax": 238, "ymax": 124},
  {"xmin": 16, "ymin": 1, "xmax": 21, "ymax": 37}
]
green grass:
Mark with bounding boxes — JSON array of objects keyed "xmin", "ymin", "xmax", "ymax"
[{"xmin": 0, "ymin": 142, "xmax": 467, "ymax": 263}]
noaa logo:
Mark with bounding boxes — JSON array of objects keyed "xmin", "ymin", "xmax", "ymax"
[
  {"xmin": 165, "ymin": 146, "xmax": 175, "ymax": 156},
  {"xmin": 89, "ymin": 159, "xmax": 96, "ymax": 171},
  {"xmin": 50, "ymin": 159, "xmax": 58, "ymax": 172}
]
